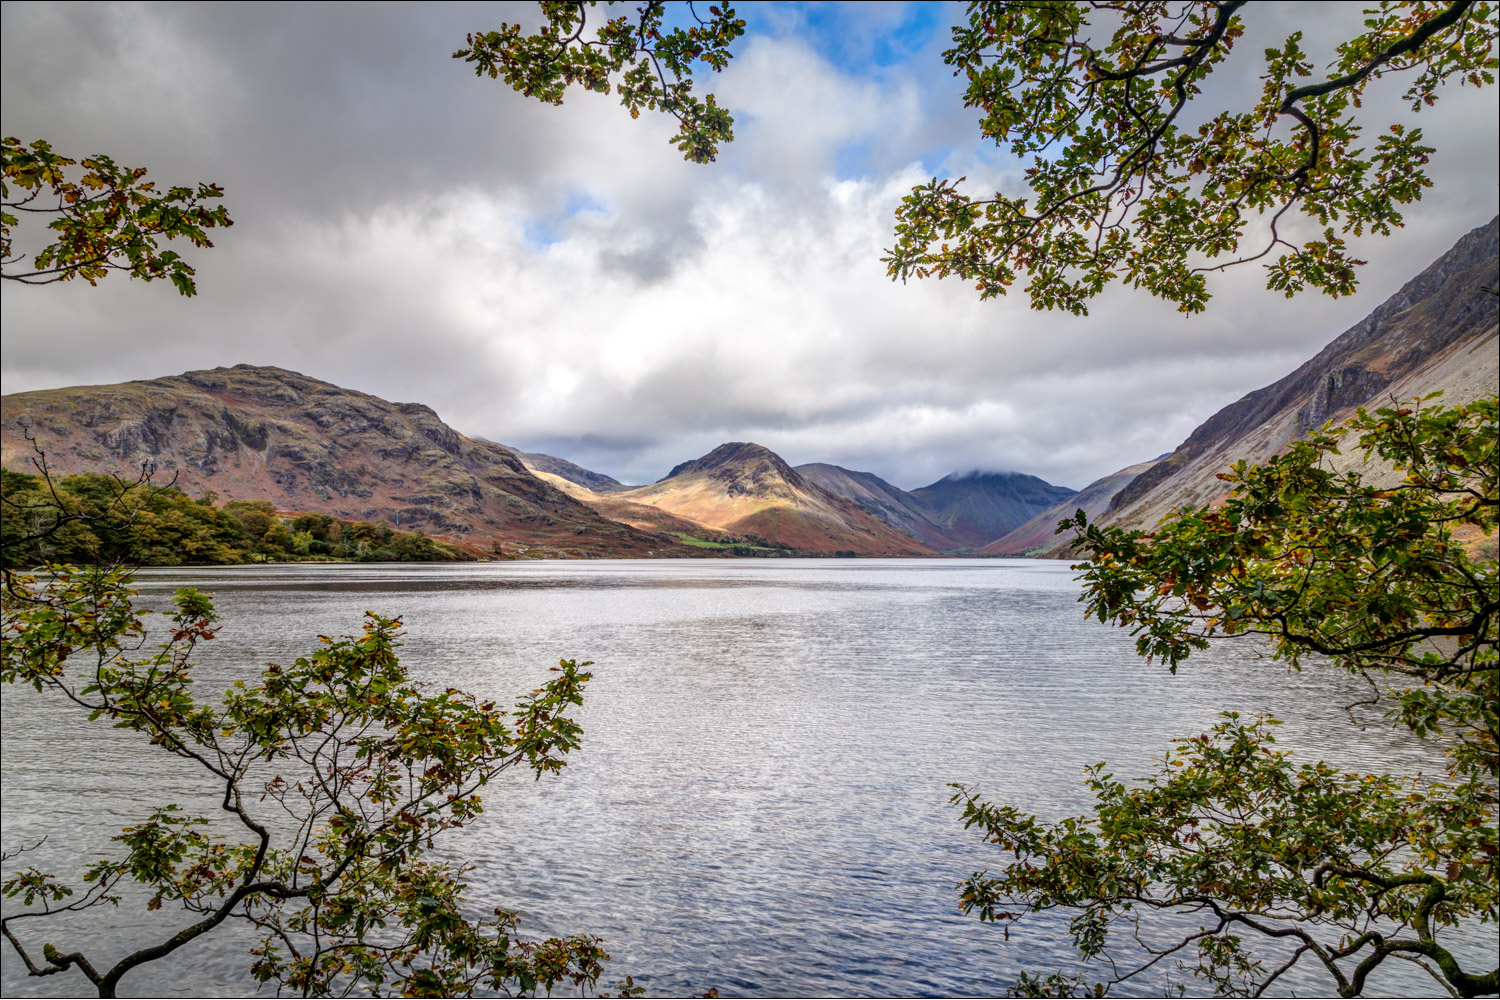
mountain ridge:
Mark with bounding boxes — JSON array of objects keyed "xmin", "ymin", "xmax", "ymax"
[
  {"xmin": 1107, "ymin": 216, "xmax": 1499, "ymax": 526},
  {"xmin": 608, "ymin": 442, "xmax": 936, "ymax": 554},
  {"xmin": 907, "ymin": 471, "xmax": 1078, "ymax": 549},
  {"xmin": 0, "ymin": 365, "xmax": 694, "ymax": 558},
  {"xmin": 794, "ymin": 463, "xmax": 968, "ymax": 550},
  {"xmin": 12, "ymin": 211, "xmax": 1490, "ymax": 565}
]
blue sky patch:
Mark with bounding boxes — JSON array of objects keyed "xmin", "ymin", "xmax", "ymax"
[
  {"xmin": 747, "ymin": 1, "xmax": 947, "ymax": 75},
  {"xmin": 523, "ymin": 192, "xmax": 609, "ymax": 248}
]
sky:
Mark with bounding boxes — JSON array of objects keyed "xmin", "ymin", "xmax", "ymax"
[{"xmin": 2, "ymin": 2, "xmax": 1496, "ymax": 491}]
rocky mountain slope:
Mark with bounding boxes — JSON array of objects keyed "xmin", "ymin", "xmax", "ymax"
[
  {"xmin": 0, "ymin": 366, "xmax": 692, "ymax": 557},
  {"xmin": 603, "ymin": 443, "xmax": 936, "ymax": 554},
  {"xmin": 905, "ymin": 472, "xmax": 1078, "ymax": 549},
  {"xmin": 1101, "ymin": 216, "xmax": 1499, "ymax": 534},
  {"xmin": 794, "ymin": 463, "xmax": 967, "ymax": 550}
]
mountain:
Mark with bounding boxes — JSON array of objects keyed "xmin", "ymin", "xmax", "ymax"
[
  {"xmin": 0, "ymin": 365, "xmax": 693, "ymax": 558},
  {"xmin": 1104, "ymin": 216, "xmax": 1499, "ymax": 531},
  {"xmin": 513, "ymin": 467, "xmax": 737, "ymax": 541},
  {"xmin": 607, "ymin": 442, "xmax": 936, "ymax": 554},
  {"xmin": 795, "ymin": 463, "xmax": 967, "ymax": 550},
  {"xmin": 976, "ymin": 456, "xmax": 1162, "ymax": 556},
  {"xmin": 512, "ymin": 450, "xmax": 629, "ymax": 493},
  {"xmin": 906, "ymin": 471, "xmax": 1078, "ymax": 549}
]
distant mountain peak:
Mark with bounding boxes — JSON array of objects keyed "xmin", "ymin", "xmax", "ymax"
[
  {"xmin": 608, "ymin": 444, "xmax": 932, "ymax": 554},
  {"xmin": 935, "ymin": 469, "xmax": 1025, "ymax": 484},
  {"xmin": 660, "ymin": 442, "xmax": 803, "ymax": 488},
  {"xmin": 909, "ymin": 469, "xmax": 1077, "ymax": 548}
]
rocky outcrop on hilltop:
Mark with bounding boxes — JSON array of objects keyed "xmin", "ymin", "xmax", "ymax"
[
  {"xmin": 0, "ymin": 365, "xmax": 693, "ymax": 557},
  {"xmin": 659, "ymin": 442, "xmax": 803, "ymax": 494},
  {"xmin": 1107, "ymin": 217, "xmax": 1499, "ymax": 528}
]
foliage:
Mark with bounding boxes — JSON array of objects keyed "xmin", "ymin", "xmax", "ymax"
[
  {"xmin": 475, "ymin": 1, "xmax": 1498, "ymax": 313},
  {"xmin": 2, "ymin": 137, "xmax": 232, "ymax": 296},
  {"xmin": 953, "ymin": 713, "xmax": 1496, "ymax": 998},
  {"xmin": 1065, "ymin": 396, "xmax": 1496, "ymax": 772},
  {"xmin": 454, "ymin": 1, "xmax": 746, "ymax": 163},
  {"xmin": 948, "ymin": 396, "xmax": 1498, "ymax": 997},
  {"xmin": 1, "ymin": 562, "xmax": 615, "ymax": 998},
  {"xmin": 1, "ymin": 466, "xmax": 476, "ymax": 567},
  {"xmin": 884, "ymin": 0, "xmax": 1498, "ymax": 313}
]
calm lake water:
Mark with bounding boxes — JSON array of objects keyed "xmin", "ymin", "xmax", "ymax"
[{"xmin": 0, "ymin": 560, "xmax": 1488, "ymax": 997}]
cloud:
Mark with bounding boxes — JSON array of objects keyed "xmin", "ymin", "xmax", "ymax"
[{"xmin": 3, "ymin": 2, "xmax": 1496, "ymax": 492}]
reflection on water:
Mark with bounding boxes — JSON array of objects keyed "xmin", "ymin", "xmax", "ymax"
[{"xmin": 0, "ymin": 560, "xmax": 1485, "ymax": 997}]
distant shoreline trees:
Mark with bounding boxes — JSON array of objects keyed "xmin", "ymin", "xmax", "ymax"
[{"xmin": 1, "ymin": 466, "xmax": 475, "ymax": 567}]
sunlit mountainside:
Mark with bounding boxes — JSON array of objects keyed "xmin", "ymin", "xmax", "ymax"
[
  {"xmin": 540, "ymin": 442, "xmax": 936, "ymax": 555},
  {"xmin": 0, "ymin": 366, "xmax": 694, "ymax": 558},
  {"xmin": 4, "ymin": 217, "xmax": 1493, "ymax": 561}
]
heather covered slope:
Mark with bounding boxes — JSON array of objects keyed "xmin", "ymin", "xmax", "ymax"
[
  {"xmin": 1104, "ymin": 216, "xmax": 1500, "ymax": 531},
  {"xmin": 908, "ymin": 472, "xmax": 1078, "ymax": 549},
  {"xmin": 0, "ymin": 365, "xmax": 691, "ymax": 557},
  {"xmin": 795, "ymin": 463, "xmax": 966, "ymax": 550},
  {"xmin": 615, "ymin": 443, "xmax": 936, "ymax": 554}
]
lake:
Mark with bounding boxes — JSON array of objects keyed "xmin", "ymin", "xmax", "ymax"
[{"xmin": 0, "ymin": 559, "xmax": 1484, "ymax": 997}]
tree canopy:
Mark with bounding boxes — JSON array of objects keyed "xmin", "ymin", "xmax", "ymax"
[
  {"xmin": 454, "ymin": 1, "xmax": 746, "ymax": 163},
  {"xmin": 0, "ymin": 466, "xmax": 475, "ymax": 567},
  {"xmin": 954, "ymin": 397, "xmax": 1496, "ymax": 997},
  {"xmin": 1, "ymin": 570, "xmax": 612, "ymax": 997},
  {"xmin": 1, "ymin": 460, "xmax": 622, "ymax": 998},
  {"xmin": 466, "ymin": 0, "xmax": 1498, "ymax": 313},
  {"xmin": 1, "ymin": 137, "xmax": 232, "ymax": 296}
]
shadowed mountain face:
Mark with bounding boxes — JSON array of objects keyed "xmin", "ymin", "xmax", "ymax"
[
  {"xmin": 612, "ymin": 443, "xmax": 936, "ymax": 554},
  {"xmin": 1104, "ymin": 216, "xmax": 1500, "ymax": 530},
  {"xmin": 0, "ymin": 366, "xmax": 690, "ymax": 557},
  {"xmin": 795, "ymin": 463, "xmax": 967, "ymax": 550},
  {"xmin": 908, "ymin": 472, "xmax": 1078, "ymax": 549},
  {"xmin": 978, "ymin": 457, "xmax": 1162, "ymax": 557}
]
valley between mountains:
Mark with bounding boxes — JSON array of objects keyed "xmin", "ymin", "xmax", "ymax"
[{"xmin": 2, "ymin": 217, "xmax": 1495, "ymax": 561}]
